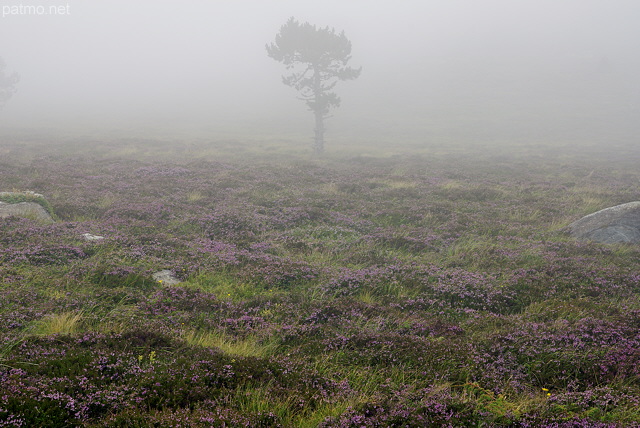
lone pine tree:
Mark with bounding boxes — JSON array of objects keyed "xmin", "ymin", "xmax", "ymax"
[{"xmin": 267, "ymin": 17, "xmax": 361, "ymax": 155}]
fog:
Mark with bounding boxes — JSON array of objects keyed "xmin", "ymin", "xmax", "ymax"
[{"xmin": 1, "ymin": 0, "xmax": 639, "ymax": 147}]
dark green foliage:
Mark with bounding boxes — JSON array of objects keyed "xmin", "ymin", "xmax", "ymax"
[{"xmin": 1, "ymin": 397, "xmax": 74, "ymax": 427}]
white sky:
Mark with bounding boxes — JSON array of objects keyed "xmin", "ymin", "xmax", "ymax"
[{"xmin": 1, "ymin": 0, "xmax": 639, "ymax": 144}]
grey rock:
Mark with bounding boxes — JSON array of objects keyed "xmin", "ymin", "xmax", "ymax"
[
  {"xmin": 152, "ymin": 270, "xmax": 181, "ymax": 286},
  {"xmin": 569, "ymin": 201, "xmax": 640, "ymax": 243},
  {"xmin": 0, "ymin": 201, "xmax": 55, "ymax": 224}
]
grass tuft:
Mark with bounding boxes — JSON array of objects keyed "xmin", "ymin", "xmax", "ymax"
[
  {"xmin": 33, "ymin": 311, "xmax": 84, "ymax": 335},
  {"xmin": 182, "ymin": 329, "xmax": 279, "ymax": 358}
]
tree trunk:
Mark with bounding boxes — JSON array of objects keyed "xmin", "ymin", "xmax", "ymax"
[
  {"xmin": 313, "ymin": 110, "xmax": 325, "ymax": 155},
  {"xmin": 312, "ymin": 64, "xmax": 324, "ymax": 155}
]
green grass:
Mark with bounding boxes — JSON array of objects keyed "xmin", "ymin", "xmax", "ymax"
[
  {"xmin": 182, "ymin": 329, "xmax": 280, "ymax": 358},
  {"xmin": 185, "ymin": 271, "xmax": 267, "ymax": 301}
]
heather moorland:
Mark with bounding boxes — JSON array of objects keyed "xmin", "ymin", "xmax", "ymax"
[{"xmin": 1, "ymin": 138, "xmax": 639, "ymax": 427}]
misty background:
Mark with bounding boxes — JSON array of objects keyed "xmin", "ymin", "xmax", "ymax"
[{"xmin": 1, "ymin": 0, "xmax": 639, "ymax": 148}]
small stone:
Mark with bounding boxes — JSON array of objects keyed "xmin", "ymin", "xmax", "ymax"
[
  {"xmin": 81, "ymin": 233, "xmax": 105, "ymax": 241},
  {"xmin": 152, "ymin": 270, "xmax": 181, "ymax": 286}
]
